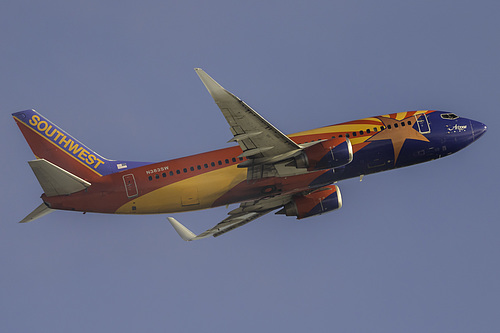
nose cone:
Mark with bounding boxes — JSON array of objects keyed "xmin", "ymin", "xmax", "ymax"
[{"xmin": 471, "ymin": 120, "xmax": 487, "ymax": 141}]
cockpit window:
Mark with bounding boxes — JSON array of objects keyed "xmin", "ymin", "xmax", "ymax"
[{"xmin": 441, "ymin": 113, "xmax": 459, "ymax": 120}]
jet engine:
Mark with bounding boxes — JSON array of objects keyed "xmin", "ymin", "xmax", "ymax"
[
  {"xmin": 292, "ymin": 137, "xmax": 353, "ymax": 171},
  {"xmin": 277, "ymin": 185, "xmax": 342, "ymax": 219}
]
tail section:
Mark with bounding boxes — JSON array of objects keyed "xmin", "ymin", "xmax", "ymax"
[
  {"xmin": 13, "ymin": 109, "xmax": 111, "ymax": 181},
  {"xmin": 28, "ymin": 159, "xmax": 91, "ymax": 197},
  {"xmin": 13, "ymin": 109, "xmax": 149, "ymax": 182}
]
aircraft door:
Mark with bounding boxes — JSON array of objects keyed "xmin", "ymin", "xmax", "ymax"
[
  {"xmin": 415, "ymin": 114, "xmax": 431, "ymax": 134},
  {"xmin": 123, "ymin": 174, "xmax": 138, "ymax": 198}
]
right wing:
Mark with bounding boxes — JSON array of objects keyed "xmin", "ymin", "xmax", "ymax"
[
  {"xmin": 195, "ymin": 69, "xmax": 306, "ymax": 179},
  {"xmin": 168, "ymin": 195, "xmax": 293, "ymax": 241}
]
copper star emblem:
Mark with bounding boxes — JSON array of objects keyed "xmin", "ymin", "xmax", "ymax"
[{"xmin": 367, "ymin": 115, "xmax": 430, "ymax": 165}]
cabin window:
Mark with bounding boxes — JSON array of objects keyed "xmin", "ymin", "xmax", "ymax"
[
  {"xmin": 148, "ymin": 176, "xmax": 152, "ymax": 181},
  {"xmin": 360, "ymin": 130, "xmax": 364, "ymax": 135},
  {"xmin": 380, "ymin": 126, "xmax": 385, "ymax": 130},
  {"xmin": 162, "ymin": 173, "xmax": 166, "ymax": 177},
  {"xmin": 408, "ymin": 121, "xmax": 412, "ymax": 125},
  {"xmin": 155, "ymin": 174, "xmax": 159, "ymax": 179},
  {"xmin": 401, "ymin": 121, "xmax": 405, "ymax": 127},
  {"xmin": 339, "ymin": 134, "xmax": 343, "ymax": 137},
  {"xmin": 183, "ymin": 168, "xmax": 187, "ymax": 173},
  {"xmin": 225, "ymin": 159, "xmax": 229, "ymax": 164},
  {"xmin": 218, "ymin": 160, "xmax": 222, "ymax": 165},
  {"xmin": 204, "ymin": 163, "xmax": 208, "ymax": 168},
  {"xmin": 352, "ymin": 132, "xmax": 357, "ymax": 137},
  {"xmin": 169, "ymin": 171, "xmax": 174, "ymax": 176},
  {"xmin": 190, "ymin": 166, "xmax": 194, "ymax": 171},
  {"xmin": 176, "ymin": 170, "xmax": 180, "ymax": 174},
  {"xmin": 232, "ymin": 157, "xmax": 236, "ymax": 162},
  {"xmin": 239, "ymin": 157, "xmax": 244, "ymax": 161},
  {"xmin": 345, "ymin": 133, "xmax": 350, "ymax": 138},
  {"xmin": 331, "ymin": 136, "xmax": 335, "ymax": 139},
  {"xmin": 197, "ymin": 165, "xmax": 201, "ymax": 170},
  {"xmin": 366, "ymin": 129, "xmax": 371, "ymax": 134},
  {"xmin": 373, "ymin": 127, "xmax": 378, "ymax": 132},
  {"xmin": 394, "ymin": 123, "xmax": 398, "ymax": 128},
  {"xmin": 387, "ymin": 125, "xmax": 392, "ymax": 129},
  {"xmin": 211, "ymin": 162, "xmax": 215, "ymax": 167}
]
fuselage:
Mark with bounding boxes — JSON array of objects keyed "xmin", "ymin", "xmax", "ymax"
[{"xmin": 42, "ymin": 110, "xmax": 486, "ymax": 215}]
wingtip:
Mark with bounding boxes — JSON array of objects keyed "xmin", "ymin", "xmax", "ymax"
[{"xmin": 167, "ymin": 217, "xmax": 196, "ymax": 241}]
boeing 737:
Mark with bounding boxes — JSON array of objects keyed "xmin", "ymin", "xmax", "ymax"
[{"xmin": 13, "ymin": 69, "xmax": 487, "ymax": 241}]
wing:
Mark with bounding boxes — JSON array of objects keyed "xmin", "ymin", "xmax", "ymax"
[
  {"xmin": 167, "ymin": 195, "xmax": 293, "ymax": 241},
  {"xmin": 195, "ymin": 69, "xmax": 305, "ymax": 179}
]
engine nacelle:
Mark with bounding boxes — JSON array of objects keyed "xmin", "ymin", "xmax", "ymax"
[
  {"xmin": 293, "ymin": 137, "xmax": 353, "ymax": 171},
  {"xmin": 278, "ymin": 185, "xmax": 342, "ymax": 219}
]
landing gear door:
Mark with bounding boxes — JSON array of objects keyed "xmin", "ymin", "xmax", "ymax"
[{"xmin": 415, "ymin": 114, "xmax": 431, "ymax": 134}]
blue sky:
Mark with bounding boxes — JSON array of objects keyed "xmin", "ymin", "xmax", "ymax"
[{"xmin": 1, "ymin": 1, "xmax": 499, "ymax": 332}]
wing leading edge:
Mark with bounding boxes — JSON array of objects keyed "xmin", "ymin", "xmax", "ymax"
[{"xmin": 195, "ymin": 68, "xmax": 308, "ymax": 179}]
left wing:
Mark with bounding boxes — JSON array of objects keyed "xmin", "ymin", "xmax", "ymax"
[{"xmin": 168, "ymin": 195, "xmax": 292, "ymax": 241}]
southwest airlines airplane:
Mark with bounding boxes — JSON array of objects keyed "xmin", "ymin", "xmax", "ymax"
[{"xmin": 13, "ymin": 69, "xmax": 487, "ymax": 241}]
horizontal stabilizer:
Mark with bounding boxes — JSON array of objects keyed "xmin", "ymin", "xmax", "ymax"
[
  {"xmin": 28, "ymin": 159, "xmax": 91, "ymax": 197},
  {"xmin": 19, "ymin": 203, "xmax": 53, "ymax": 223}
]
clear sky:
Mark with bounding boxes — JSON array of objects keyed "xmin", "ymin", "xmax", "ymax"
[{"xmin": 1, "ymin": 1, "xmax": 499, "ymax": 332}]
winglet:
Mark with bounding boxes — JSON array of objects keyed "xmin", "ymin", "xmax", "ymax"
[{"xmin": 167, "ymin": 217, "xmax": 197, "ymax": 241}]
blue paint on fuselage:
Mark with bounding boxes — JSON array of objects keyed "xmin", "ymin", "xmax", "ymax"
[{"xmin": 330, "ymin": 111, "xmax": 486, "ymax": 182}]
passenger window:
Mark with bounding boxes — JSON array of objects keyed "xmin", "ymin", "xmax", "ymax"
[
  {"xmin": 394, "ymin": 123, "xmax": 398, "ymax": 128},
  {"xmin": 190, "ymin": 166, "xmax": 194, "ymax": 171},
  {"xmin": 331, "ymin": 136, "xmax": 335, "ymax": 139},
  {"xmin": 360, "ymin": 130, "xmax": 364, "ymax": 135},
  {"xmin": 155, "ymin": 174, "xmax": 159, "ymax": 179},
  {"xmin": 339, "ymin": 134, "xmax": 343, "ymax": 137},
  {"xmin": 380, "ymin": 126, "xmax": 385, "ymax": 130},
  {"xmin": 169, "ymin": 171, "xmax": 174, "ymax": 176},
  {"xmin": 162, "ymin": 173, "xmax": 166, "ymax": 177},
  {"xmin": 197, "ymin": 165, "xmax": 201, "ymax": 170},
  {"xmin": 176, "ymin": 170, "xmax": 180, "ymax": 174},
  {"xmin": 239, "ymin": 157, "xmax": 244, "ymax": 161},
  {"xmin": 408, "ymin": 121, "xmax": 412, "ymax": 125},
  {"xmin": 373, "ymin": 127, "xmax": 378, "ymax": 132},
  {"xmin": 352, "ymin": 132, "xmax": 357, "ymax": 137},
  {"xmin": 387, "ymin": 125, "xmax": 392, "ymax": 129},
  {"xmin": 232, "ymin": 158, "xmax": 236, "ymax": 162},
  {"xmin": 148, "ymin": 176, "xmax": 152, "ymax": 181},
  {"xmin": 401, "ymin": 122, "xmax": 405, "ymax": 127},
  {"xmin": 211, "ymin": 162, "xmax": 215, "ymax": 167},
  {"xmin": 218, "ymin": 160, "xmax": 222, "ymax": 165},
  {"xmin": 366, "ymin": 129, "xmax": 370, "ymax": 134},
  {"xmin": 225, "ymin": 159, "xmax": 229, "ymax": 164},
  {"xmin": 345, "ymin": 133, "xmax": 350, "ymax": 137},
  {"xmin": 204, "ymin": 163, "xmax": 208, "ymax": 168},
  {"xmin": 183, "ymin": 168, "xmax": 187, "ymax": 173}
]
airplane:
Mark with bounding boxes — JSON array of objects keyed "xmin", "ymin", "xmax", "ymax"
[{"xmin": 12, "ymin": 68, "xmax": 487, "ymax": 241}]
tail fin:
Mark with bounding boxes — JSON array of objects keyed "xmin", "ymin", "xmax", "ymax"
[{"xmin": 13, "ymin": 109, "xmax": 112, "ymax": 181}]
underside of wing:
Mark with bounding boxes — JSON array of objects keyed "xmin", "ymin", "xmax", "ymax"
[{"xmin": 168, "ymin": 195, "xmax": 293, "ymax": 241}]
